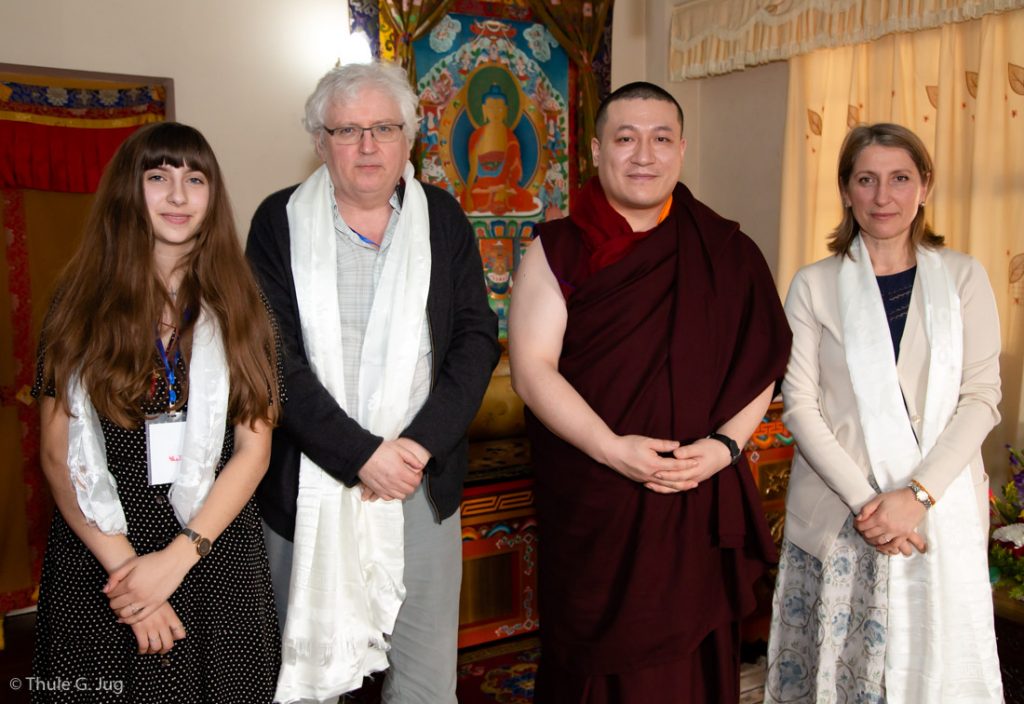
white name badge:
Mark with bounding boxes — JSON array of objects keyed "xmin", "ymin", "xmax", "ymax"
[{"xmin": 146, "ymin": 412, "xmax": 187, "ymax": 486}]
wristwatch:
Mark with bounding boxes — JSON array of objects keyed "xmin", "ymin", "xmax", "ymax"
[
  {"xmin": 179, "ymin": 527, "xmax": 212, "ymax": 557},
  {"xmin": 907, "ymin": 480, "xmax": 934, "ymax": 510},
  {"xmin": 707, "ymin": 432, "xmax": 741, "ymax": 465}
]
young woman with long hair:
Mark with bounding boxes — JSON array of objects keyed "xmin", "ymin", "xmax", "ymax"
[{"xmin": 31, "ymin": 122, "xmax": 282, "ymax": 703}]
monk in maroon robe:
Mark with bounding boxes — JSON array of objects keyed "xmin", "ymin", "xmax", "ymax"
[{"xmin": 509, "ymin": 82, "xmax": 791, "ymax": 703}]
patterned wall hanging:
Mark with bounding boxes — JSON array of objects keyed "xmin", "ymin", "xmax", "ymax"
[
  {"xmin": 0, "ymin": 68, "xmax": 167, "ymax": 617},
  {"xmin": 349, "ymin": 0, "xmax": 612, "ymax": 340},
  {"xmin": 415, "ymin": 5, "xmax": 570, "ymax": 339}
]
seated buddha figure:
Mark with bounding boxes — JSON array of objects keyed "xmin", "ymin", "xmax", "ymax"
[{"xmin": 461, "ymin": 84, "xmax": 537, "ymax": 215}]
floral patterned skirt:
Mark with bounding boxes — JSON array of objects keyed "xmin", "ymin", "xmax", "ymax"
[{"xmin": 764, "ymin": 514, "xmax": 888, "ymax": 704}]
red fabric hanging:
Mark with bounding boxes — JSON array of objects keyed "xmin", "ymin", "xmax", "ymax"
[
  {"xmin": 0, "ymin": 72, "xmax": 166, "ymax": 616},
  {"xmin": 0, "ymin": 120, "xmax": 144, "ymax": 193},
  {"xmin": 1, "ymin": 72, "xmax": 166, "ymax": 193}
]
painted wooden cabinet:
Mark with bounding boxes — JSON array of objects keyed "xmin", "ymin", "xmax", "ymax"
[
  {"xmin": 457, "ymin": 366, "xmax": 796, "ymax": 648},
  {"xmin": 458, "ymin": 438, "xmax": 538, "ymax": 648}
]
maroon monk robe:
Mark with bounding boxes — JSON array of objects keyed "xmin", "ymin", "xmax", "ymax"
[{"xmin": 525, "ymin": 180, "xmax": 791, "ymax": 703}]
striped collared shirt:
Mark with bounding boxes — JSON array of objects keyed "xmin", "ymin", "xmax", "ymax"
[{"xmin": 330, "ymin": 181, "xmax": 432, "ymax": 428}]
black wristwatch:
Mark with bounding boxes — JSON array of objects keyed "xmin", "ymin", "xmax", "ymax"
[
  {"xmin": 707, "ymin": 432, "xmax": 741, "ymax": 464},
  {"xmin": 179, "ymin": 527, "xmax": 212, "ymax": 558}
]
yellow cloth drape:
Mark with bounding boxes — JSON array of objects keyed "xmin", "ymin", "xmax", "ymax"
[
  {"xmin": 670, "ymin": 0, "xmax": 1024, "ymax": 80},
  {"xmin": 378, "ymin": 0, "xmax": 456, "ymax": 81},
  {"xmin": 525, "ymin": 0, "xmax": 612, "ymax": 182},
  {"xmin": 778, "ymin": 9, "xmax": 1024, "ymax": 481}
]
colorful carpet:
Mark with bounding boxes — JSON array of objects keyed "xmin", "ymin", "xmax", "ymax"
[
  {"xmin": 456, "ymin": 635, "xmax": 539, "ymax": 704},
  {"xmin": 349, "ymin": 635, "xmax": 769, "ymax": 703}
]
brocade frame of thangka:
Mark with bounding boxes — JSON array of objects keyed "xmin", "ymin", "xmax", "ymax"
[
  {"xmin": 0, "ymin": 64, "xmax": 170, "ymax": 616},
  {"xmin": 349, "ymin": 0, "xmax": 612, "ymax": 341}
]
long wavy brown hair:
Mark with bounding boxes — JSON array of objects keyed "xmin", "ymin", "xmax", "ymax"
[{"xmin": 42, "ymin": 122, "xmax": 280, "ymax": 428}]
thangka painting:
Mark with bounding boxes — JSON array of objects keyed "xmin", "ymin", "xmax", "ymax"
[{"xmin": 413, "ymin": 10, "xmax": 571, "ymax": 339}]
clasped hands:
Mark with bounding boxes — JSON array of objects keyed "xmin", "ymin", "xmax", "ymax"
[
  {"xmin": 605, "ymin": 435, "xmax": 733, "ymax": 494},
  {"xmin": 103, "ymin": 543, "xmax": 193, "ymax": 655},
  {"xmin": 609, "ymin": 435, "xmax": 930, "ymax": 556},
  {"xmin": 854, "ymin": 488, "xmax": 928, "ymax": 557},
  {"xmin": 358, "ymin": 437, "xmax": 431, "ymax": 502}
]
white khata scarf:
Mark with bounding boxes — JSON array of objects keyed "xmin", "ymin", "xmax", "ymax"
[
  {"xmin": 839, "ymin": 235, "xmax": 1001, "ymax": 703},
  {"xmin": 275, "ymin": 161, "xmax": 431, "ymax": 703},
  {"xmin": 66, "ymin": 307, "xmax": 228, "ymax": 533}
]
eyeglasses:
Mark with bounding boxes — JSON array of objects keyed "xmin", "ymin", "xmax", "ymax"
[{"xmin": 322, "ymin": 123, "xmax": 405, "ymax": 144}]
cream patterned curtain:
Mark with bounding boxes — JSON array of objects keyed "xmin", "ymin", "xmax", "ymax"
[
  {"xmin": 777, "ymin": 9, "xmax": 1024, "ymax": 481},
  {"xmin": 670, "ymin": 0, "xmax": 1024, "ymax": 80}
]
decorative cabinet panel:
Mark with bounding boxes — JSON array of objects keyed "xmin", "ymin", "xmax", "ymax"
[
  {"xmin": 458, "ymin": 438, "xmax": 538, "ymax": 648},
  {"xmin": 458, "ymin": 399, "xmax": 796, "ymax": 648},
  {"xmin": 741, "ymin": 400, "xmax": 795, "ymax": 641},
  {"xmin": 744, "ymin": 401, "xmax": 795, "ymax": 551}
]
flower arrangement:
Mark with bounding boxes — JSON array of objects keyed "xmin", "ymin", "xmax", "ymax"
[{"xmin": 990, "ymin": 445, "xmax": 1024, "ymax": 600}]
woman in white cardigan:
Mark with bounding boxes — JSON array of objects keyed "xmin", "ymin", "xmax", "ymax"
[{"xmin": 764, "ymin": 123, "xmax": 1003, "ymax": 703}]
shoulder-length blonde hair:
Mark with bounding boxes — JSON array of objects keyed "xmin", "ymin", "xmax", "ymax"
[
  {"xmin": 42, "ymin": 122, "xmax": 280, "ymax": 428},
  {"xmin": 828, "ymin": 122, "xmax": 943, "ymax": 258}
]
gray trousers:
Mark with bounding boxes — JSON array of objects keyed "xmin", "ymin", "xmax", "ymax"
[{"xmin": 264, "ymin": 481, "xmax": 462, "ymax": 704}]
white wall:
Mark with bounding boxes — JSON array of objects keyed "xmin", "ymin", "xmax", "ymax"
[
  {"xmin": 691, "ymin": 61, "xmax": 788, "ymax": 275},
  {"xmin": 3, "ymin": 0, "xmax": 790, "ymax": 270},
  {"xmin": 613, "ymin": 0, "xmax": 789, "ymax": 275},
  {"xmin": 611, "ymin": 1, "xmax": 647, "ymax": 88},
  {"xmin": 0, "ymin": 0, "xmax": 352, "ymax": 237},
  {"xmin": 612, "ymin": 0, "xmax": 702, "ymax": 196}
]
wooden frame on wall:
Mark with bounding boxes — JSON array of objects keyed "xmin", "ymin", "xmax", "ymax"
[{"xmin": 0, "ymin": 64, "xmax": 173, "ymax": 617}]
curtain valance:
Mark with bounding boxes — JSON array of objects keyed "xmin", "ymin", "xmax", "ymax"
[
  {"xmin": 670, "ymin": 0, "xmax": 1024, "ymax": 80},
  {"xmin": 0, "ymin": 73, "xmax": 165, "ymax": 192}
]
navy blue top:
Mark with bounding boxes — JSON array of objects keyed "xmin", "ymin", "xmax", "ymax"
[{"xmin": 876, "ymin": 265, "xmax": 917, "ymax": 360}]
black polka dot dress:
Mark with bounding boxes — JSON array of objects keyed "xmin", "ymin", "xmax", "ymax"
[{"xmin": 31, "ymin": 348, "xmax": 281, "ymax": 703}]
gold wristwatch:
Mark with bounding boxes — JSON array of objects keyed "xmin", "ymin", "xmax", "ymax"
[
  {"xmin": 179, "ymin": 527, "xmax": 212, "ymax": 557},
  {"xmin": 907, "ymin": 480, "xmax": 934, "ymax": 510}
]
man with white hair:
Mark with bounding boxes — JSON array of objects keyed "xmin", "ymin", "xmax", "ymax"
[{"xmin": 246, "ymin": 61, "xmax": 500, "ymax": 703}]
